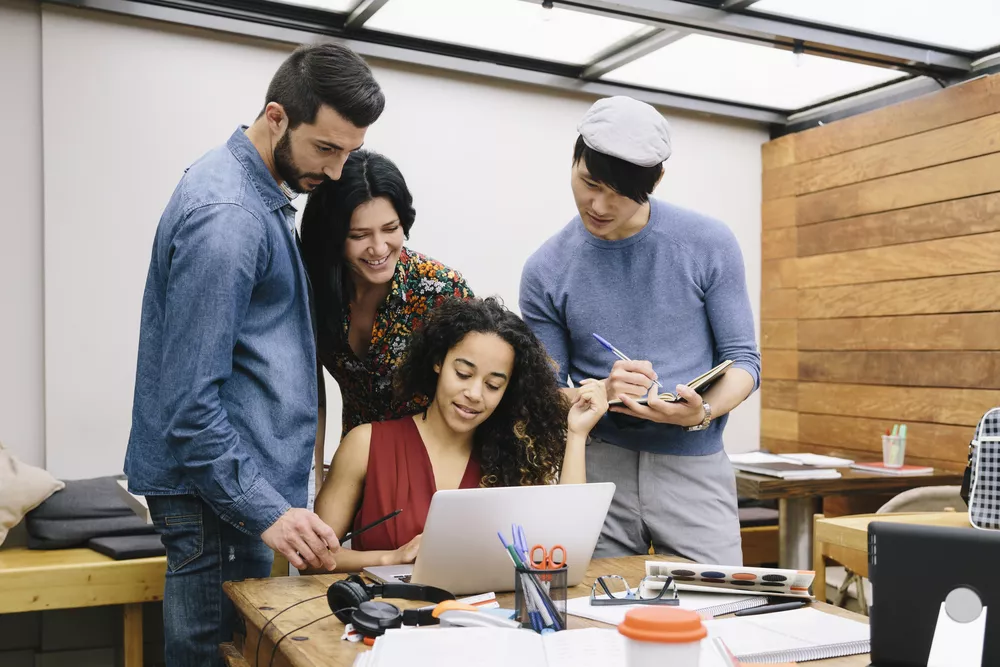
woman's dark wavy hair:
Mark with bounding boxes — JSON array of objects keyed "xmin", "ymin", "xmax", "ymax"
[
  {"xmin": 394, "ymin": 297, "xmax": 570, "ymax": 487},
  {"xmin": 300, "ymin": 150, "xmax": 416, "ymax": 336}
]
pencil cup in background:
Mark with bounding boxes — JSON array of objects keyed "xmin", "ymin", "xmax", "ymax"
[
  {"xmin": 513, "ymin": 565, "xmax": 567, "ymax": 633},
  {"xmin": 617, "ymin": 607, "xmax": 706, "ymax": 667},
  {"xmin": 881, "ymin": 434, "xmax": 906, "ymax": 468}
]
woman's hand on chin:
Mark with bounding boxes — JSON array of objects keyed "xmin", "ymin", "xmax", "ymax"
[
  {"xmin": 385, "ymin": 533, "xmax": 422, "ymax": 566},
  {"xmin": 567, "ymin": 378, "xmax": 609, "ymax": 436}
]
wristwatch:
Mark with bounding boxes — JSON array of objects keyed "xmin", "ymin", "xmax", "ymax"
[{"xmin": 685, "ymin": 402, "xmax": 712, "ymax": 432}]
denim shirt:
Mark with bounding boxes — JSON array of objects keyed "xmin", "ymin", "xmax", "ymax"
[{"xmin": 125, "ymin": 127, "xmax": 318, "ymax": 537}]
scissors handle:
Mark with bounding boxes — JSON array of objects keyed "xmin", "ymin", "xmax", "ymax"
[
  {"xmin": 548, "ymin": 545, "xmax": 567, "ymax": 569},
  {"xmin": 529, "ymin": 544, "xmax": 549, "ymax": 569}
]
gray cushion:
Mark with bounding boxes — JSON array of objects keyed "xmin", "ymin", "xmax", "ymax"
[{"xmin": 27, "ymin": 475, "xmax": 135, "ymax": 520}]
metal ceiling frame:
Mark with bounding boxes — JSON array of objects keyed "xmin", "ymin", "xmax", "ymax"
[
  {"xmin": 38, "ymin": 0, "xmax": 999, "ymax": 133},
  {"xmin": 538, "ymin": 0, "xmax": 974, "ymax": 74}
]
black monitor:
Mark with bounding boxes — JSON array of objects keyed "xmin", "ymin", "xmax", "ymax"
[{"xmin": 868, "ymin": 521, "xmax": 1000, "ymax": 666}]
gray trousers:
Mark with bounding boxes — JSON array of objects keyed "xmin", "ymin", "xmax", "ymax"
[{"xmin": 586, "ymin": 438, "xmax": 743, "ymax": 565}]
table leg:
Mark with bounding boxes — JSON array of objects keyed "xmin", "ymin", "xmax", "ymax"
[
  {"xmin": 123, "ymin": 603, "xmax": 143, "ymax": 667},
  {"xmin": 812, "ymin": 513, "xmax": 827, "ymax": 601},
  {"xmin": 778, "ymin": 496, "xmax": 821, "ymax": 570}
]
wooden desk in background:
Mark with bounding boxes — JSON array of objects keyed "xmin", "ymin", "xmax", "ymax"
[
  {"xmin": 812, "ymin": 510, "xmax": 971, "ymax": 590},
  {"xmin": 225, "ymin": 555, "xmax": 869, "ymax": 667},
  {"xmin": 735, "ymin": 468, "xmax": 963, "ymax": 570}
]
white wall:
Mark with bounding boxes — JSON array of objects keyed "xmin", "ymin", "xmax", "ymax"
[
  {"xmin": 0, "ymin": 0, "xmax": 45, "ymax": 468},
  {"xmin": 26, "ymin": 6, "xmax": 764, "ymax": 479}
]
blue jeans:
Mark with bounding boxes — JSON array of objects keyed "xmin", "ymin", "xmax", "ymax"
[{"xmin": 148, "ymin": 495, "xmax": 274, "ymax": 667}]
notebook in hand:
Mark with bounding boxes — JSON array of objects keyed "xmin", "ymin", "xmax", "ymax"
[
  {"xmin": 608, "ymin": 360, "xmax": 733, "ymax": 406},
  {"xmin": 704, "ymin": 607, "xmax": 870, "ymax": 663}
]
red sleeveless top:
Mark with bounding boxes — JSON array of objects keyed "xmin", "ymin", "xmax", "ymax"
[{"xmin": 352, "ymin": 416, "xmax": 482, "ymax": 551}]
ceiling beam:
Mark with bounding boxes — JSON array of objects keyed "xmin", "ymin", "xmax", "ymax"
[
  {"xmin": 540, "ymin": 0, "xmax": 972, "ymax": 73},
  {"xmin": 344, "ymin": 0, "xmax": 389, "ymax": 30},
  {"xmin": 43, "ymin": 0, "xmax": 787, "ymax": 124},
  {"xmin": 581, "ymin": 28, "xmax": 685, "ymax": 80}
]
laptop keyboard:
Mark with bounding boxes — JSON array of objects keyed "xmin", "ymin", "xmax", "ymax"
[{"xmin": 393, "ymin": 574, "xmax": 412, "ymax": 583}]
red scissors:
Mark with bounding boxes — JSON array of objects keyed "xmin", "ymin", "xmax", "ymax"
[{"xmin": 530, "ymin": 544, "xmax": 567, "ymax": 571}]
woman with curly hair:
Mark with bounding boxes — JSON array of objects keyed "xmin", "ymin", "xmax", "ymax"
[{"xmin": 312, "ymin": 296, "xmax": 608, "ymax": 572}]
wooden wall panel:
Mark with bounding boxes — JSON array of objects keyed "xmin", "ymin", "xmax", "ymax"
[
  {"xmin": 797, "ymin": 192, "xmax": 1000, "ymax": 257},
  {"xmin": 798, "ymin": 351, "xmax": 1000, "ymax": 389},
  {"xmin": 761, "ymin": 198, "xmax": 797, "ymax": 229},
  {"xmin": 798, "ymin": 313, "xmax": 1000, "ymax": 351},
  {"xmin": 797, "ymin": 382, "xmax": 1000, "ymax": 427},
  {"xmin": 760, "ymin": 76, "xmax": 1000, "ymax": 468},
  {"xmin": 761, "ymin": 380, "xmax": 797, "ymax": 410},
  {"xmin": 792, "ymin": 75, "xmax": 1000, "ymax": 163},
  {"xmin": 794, "ymin": 113, "xmax": 1000, "ymax": 195},
  {"xmin": 797, "ymin": 273, "xmax": 1000, "ymax": 319},
  {"xmin": 796, "ymin": 152, "xmax": 1000, "ymax": 226},
  {"xmin": 762, "ymin": 350, "xmax": 798, "ymax": 380},
  {"xmin": 761, "ymin": 320, "xmax": 796, "ymax": 350},
  {"xmin": 761, "ymin": 259, "xmax": 797, "ymax": 291},
  {"xmin": 761, "ymin": 408, "xmax": 798, "ymax": 441},
  {"xmin": 798, "ymin": 413, "xmax": 970, "ymax": 462}
]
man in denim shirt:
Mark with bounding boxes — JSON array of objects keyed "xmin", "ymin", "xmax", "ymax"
[{"xmin": 125, "ymin": 43, "xmax": 384, "ymax": 665}]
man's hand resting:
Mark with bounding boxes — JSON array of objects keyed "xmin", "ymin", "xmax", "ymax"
[{"xmin": 261, "ymin": 508, "xmax": 340, "ymax": 571}]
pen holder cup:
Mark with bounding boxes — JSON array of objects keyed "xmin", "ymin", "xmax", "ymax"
[
  {"xmin": 514, "ymin": 565, "xmax": 568, "ymax": 633},
  {"xmin": 882, "ymin": 434, "xmax": 906, "ymax": 468}
]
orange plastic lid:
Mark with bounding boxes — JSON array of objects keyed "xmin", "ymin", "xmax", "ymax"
[{"xmin": 617, "ymin": 607, "xmax": 708, "ymax": 644}]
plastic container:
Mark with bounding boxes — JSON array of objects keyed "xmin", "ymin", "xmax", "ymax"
[
  {"xmin": 882, "ymin": 434, "xmax": 906, "ymax": 468},
  {"xmin": 617, "ymin": 607, "xmax": 707, "ymax": 667}
]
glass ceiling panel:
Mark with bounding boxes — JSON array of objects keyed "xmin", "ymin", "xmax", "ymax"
[
  {"xmin": 270, "ymin": 0, "xmax": 356, "ymax": 12},
  {"xmin": 365, "ymin": 0, "xmax": 648, "ymax": 65},
  {"xmin": 753, "ymin": 0, "xmax": 1000, "ymax": 53},
  {"xmin": 604, "ymin": 34, "xmax": 908, "ymax": 111}
]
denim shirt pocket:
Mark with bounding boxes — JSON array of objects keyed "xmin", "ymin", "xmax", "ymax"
[{"xmin": 150, "ymin": 496, "xmax": 206, "ymax": 572}]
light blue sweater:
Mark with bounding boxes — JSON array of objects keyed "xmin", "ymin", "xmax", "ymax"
[{"xmin": 519, "ymin": 198, "xmax": 761, "ymax": 456}]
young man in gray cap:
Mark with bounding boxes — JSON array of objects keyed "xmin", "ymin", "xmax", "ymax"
[{"xmin": 519, "ymin": 96, "xmax": 760, "ymax": 565}]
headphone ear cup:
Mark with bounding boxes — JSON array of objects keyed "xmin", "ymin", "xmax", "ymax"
[
  {"xmin": 351, "ymin": 601, "xmax": 402, "ymax": 638},
  {"xmin": 327, "ymin": 580, "xmax": 371, "ymax": 624}
]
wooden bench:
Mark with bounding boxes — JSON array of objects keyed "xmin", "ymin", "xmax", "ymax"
[
  {"xmin": 0, "ymin": 547, "xmax": 166, "ymax": 667},
  {"xmin": 0, "ymin": 547, "xmax": 289, "ymax": 666}
]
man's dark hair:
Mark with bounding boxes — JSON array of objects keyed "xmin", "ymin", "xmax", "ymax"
[
  {"xmin": 262, "ymin": 42, "xmax": 385, "ymax": 128},
  {"xmin": 573, "ymin": 135, "xmax": 662, "ymax": 204}
]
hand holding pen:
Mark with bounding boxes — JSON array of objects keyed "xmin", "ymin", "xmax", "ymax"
[{"xmin": 593, "ymin": 334, "xmax": 663, "ymax": 391}]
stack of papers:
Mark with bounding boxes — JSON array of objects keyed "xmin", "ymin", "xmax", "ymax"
[{"xmin": 729, "ymin": 451, "xmax": 849, "ymax": 479}]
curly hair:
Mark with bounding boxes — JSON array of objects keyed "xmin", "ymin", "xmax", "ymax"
[{"xmin": 394, "ymin": 297, "xmax": 570, "ymax": 487}]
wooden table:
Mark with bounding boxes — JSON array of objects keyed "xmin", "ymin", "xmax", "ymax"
[
  {"xmin": 226, "ymin": 555, "xmax": 869, "ymax": 667},
  {"xmin": 812, "ymin": 511, "xmax": 971, "ymax": 591},
  {"xmin": 736, "ymin": 468, "xmax": 963, "ymax": 570},
  {"xmin": 0, "ymin": 548, "xmax": 167, "ymax": 667}
]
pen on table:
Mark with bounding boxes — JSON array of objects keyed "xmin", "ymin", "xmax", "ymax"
[
  {"xmin": 340, "ymin": 508, "xmax": 402, "ymax": 544},
  {"xmin": 733, "ymin": 599, "xmax": 808, "ymax": 616},
  {"xmin": 592, "ymin": 333, "xmax": 663, "ymax": 389}
]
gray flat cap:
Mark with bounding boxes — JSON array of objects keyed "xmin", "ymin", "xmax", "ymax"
[{"xmin": 577, "ymin": 96, "xmax": 672, "ymax": 167}]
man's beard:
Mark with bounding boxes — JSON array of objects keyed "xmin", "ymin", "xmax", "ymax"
[{"xmin": 273, "ymin": 132, "xmax": 325, "ymax": 194}]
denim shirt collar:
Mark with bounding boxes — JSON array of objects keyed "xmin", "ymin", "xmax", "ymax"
[{"xmin": 227, "ymin": 126, "xmax": 292, "ymax": 213}]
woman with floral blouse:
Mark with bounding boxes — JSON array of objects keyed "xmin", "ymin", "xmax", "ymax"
[{"xmin": 300, "ymin": 150, "xmax": 472, "ymax": 486}]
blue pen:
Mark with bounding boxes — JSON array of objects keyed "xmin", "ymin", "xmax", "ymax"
[{"xmin": 592, "ymin": 333, "xmax": 663, "ymax": 389}]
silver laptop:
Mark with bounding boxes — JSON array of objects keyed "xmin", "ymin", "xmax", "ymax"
[{"xmin": 363, "ymin": 482, "xmax": 615, "ymax": 595}]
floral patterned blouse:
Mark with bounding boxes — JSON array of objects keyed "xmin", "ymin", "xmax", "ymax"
[{"xmin": 318, "ymin": 247, "xmax": 473, "ymax": 436}]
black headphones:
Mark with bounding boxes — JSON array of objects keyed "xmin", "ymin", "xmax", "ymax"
[{"xmin": 326, "ymin": 575, "xmax": 456, "ymax": 638}]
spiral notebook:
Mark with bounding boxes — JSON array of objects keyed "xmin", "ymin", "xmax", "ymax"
[{"xmin": 704, "ymin": 607, "xmax": 870, "ymax": 663}]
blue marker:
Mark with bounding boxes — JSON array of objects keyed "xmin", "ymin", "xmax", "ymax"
[{"xmin": 592, "ymin": 333, "xmax": 663, "ymax": 389}]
